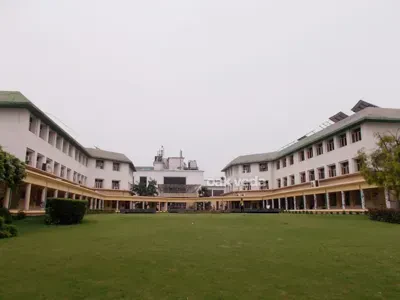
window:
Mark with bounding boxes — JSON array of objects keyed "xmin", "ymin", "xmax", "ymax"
[
  {"xmin": 242, "ymin": 164, "xmax": 251, "ymax": 173},
  {"xmin": 327, "ymin": 139, "xmax": 335, "ymax": 152},
  {"xmin": 307, "ymin": 147, "xmax": 313, "ymax": 159},
  {"xmin": 282, "ymin": 158, "xmax": 287, "ymax": 168},
  {"xmin": 113, "ymin": 162, "xmax": 120, "ymax": 171},
  {"xmin": 73, "ymin": 171, "xmax": 77, "ymax": 182},
  {"xmin": 316, "ymin": 143, "xmax": 323, "ymax": 156},
  {"xmin": 53, "ymin": 162, "xmax": 60, "ymax": 176},
  {"xmin": 308, "ymin": 169, "xmax": 315, "ymax": 181},
  {"xmin": 243, "ymin": 182, "xmax": 251, "ymax": 191},
  {"xmin": 299, "ymin": 150, "xmax": 305, "ymax": 162},
  {"xmin": 67, "ymin": 168, "xmax": 71, "ymax": 180},
  {"xmin": 259, "ymin": 163, "xmax": 268, "ymax": 172},
  {"xmin": 300, "ymin": 172, "xmax": 306, "ymax": 183},
  {"xmin": 68, "ymin": 146, "xmax": 73, "ymax": 157},
  {"xmin": 75, "ymin": 150, "xmax": 79, "ymax": 161},
  {"xmin": 139, "ymin": 176, "xmax": 147, "ymax": 185},
  {"xmin": 63, "ymin": 141, "xmax": 68, "ymax": 154},
  {"xmin": 277, "ymin": 179, "xmax": 281, "ymax": 188},
  {"xmin": 39, "ymin": 123, "xmax": 47, "ymax": 140},
  {"xmin": 259, "ymin": 180, "xmax": 269, "ymax": 190},
  {"xmin": 340, "ymin": 161, "xmax": 349, "ymax": 175},
  {"xmin": 60, "ymin": 165, "xmax": 66, "ymax": 178},
  {"xmin": 112, "ymin": 180, "xmax": 120, "ymax": 190},
  {"xmin": 95, "ymin": 179, "xmax": 104, "ymax": 188},
  {"xmin": 276, "ymin": 161, "xmax": 280, "ymax": 170},
  {"xmin": 328, "ymin": 164, "xmax": 337, "ymax": 178},
  {"xmin": 36, "ymin": 153, "xmax": 44, "ymax": 169},
  {"xmin": 354, "ymin": 158, "xmax": 362, "ymax": 172},
  {"xmin": 25, "ymin": 149, "xmax": 34, "ymax": 166},
  {"xmin": 48, "ymin": 130, "xmax": 56, "ymax": 146},
  {"xmin": 289, "ymin": 155, "xmax": 294, "ymax": 165},
  {"xmin": 318, "ymin": 167, "xmax": 325, "ymax": 180},
  {"xmin": 56, "ymin": 136, "xmax": 62, "ymax": 150},
  {"xmin": 96, "ymin": 160, "xmax": 104, "ymax": 169},
  {"xmin": 290, "ymin": 175, "xmax": 295, "ymax": 185},
  {"xmin": 29, "ymin": 116, "xmax": 37, "ymax": 133},
  {"xmin": 283, "ymin": 177, "xmax": 287, "ymax": 187},
  {"xmin": 339, "ymin": 133, "xmax": 347, "ymax": 147},
  {"xmin": 45, "ymin": 158, "xmax": 52, "ymax": 172},
  {"xmin": 352, "ymin": 128, "xmax": 362, "ymax": 143}
]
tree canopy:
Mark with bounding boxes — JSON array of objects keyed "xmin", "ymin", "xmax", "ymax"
[
  {"xmin": 0, "ymin": 146, "xmax": 26, "ymax": 189},
  {"xmin": 357, "ymin": 132, "xmax": 400, "ymax": 201},
  {"xmin": 131, "ymin": 179, "xmax": 158, "ymax": 196},
  {"xmin": 198, "ymin": 186, "xmax": 211, "ymax": 197}
]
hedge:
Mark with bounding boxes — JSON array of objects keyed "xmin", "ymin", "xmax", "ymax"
[
  {"xmin": 0, "ymin": 207, "xmax": 13, "ymax": 224},
  {"xmin": 0, "ymin": 216, "xmax": 18, "ymax": 238},
  {"xmin": 45, "ymin": 198, "xmax": 88, "ymax": 225},
  {"xmin": 368, "ymin": 208, "xmax": 400, "ymax": 224}
]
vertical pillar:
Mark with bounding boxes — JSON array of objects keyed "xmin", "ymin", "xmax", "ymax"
[
  {"xmin": 142, "ymin": 201, "xmax": 145, "ymax": 209},
  {"xmin": 89, "ymin": 198, "xmax": 92, "ymax": 209},
  {"xmin": 272, "ymin": 199, "xmax": 275, "ymax": 209},
  {"xmin": 41, "ymin": 187, "xmax": 47, "ymax": 209},
  {"xmin": 384, "ymin": 188, "xmax": 390, "ymax": 208},
  {"xmin": 285, "ymin": 197, "xmax": 288, "ymax": 210},
  {"xmin": 360, "ymin": 189, "xmax": 366, "ymax": 209},
  {"xmin": 341, "ymin": 191, "xmax": 346, "ymax": 210},
  {"xmin": 326, "ymin": 193, "xmax": 330, "ymax": 209},
  {"xmin": 293, "ymin": 197, "xmax": 297, "ymax": 210},
  {"xmin": 79, "ymin": 194, "xmax": 82, "ymax": 200},
  {"xmin": 303, "ymin": 195, "xmax": 307, "ymax": 210},
  {"xmin": 278, "ymin": 198, "xmax": 281, "ymax": 210},
  {"xmin": 313, "ymin": 194, "xmax": 317, "ymax": 210},
  {"xmin": 3, "ymin": 187, "xmax": 11, "ymax": 209},
  {"xmin": 116, "ymin": 200, "xmax": 119, "ymax": 210},
  {"xmin": 24, "ymin": 183, "xmax": 32, "ymax": 211},
  {"xmin": 54, "ymin": 190, "xmax": 58, "ymax": 198},
  {"xmin": 65, "ymin": 192, "xmax": 69, "ymax": 198}
]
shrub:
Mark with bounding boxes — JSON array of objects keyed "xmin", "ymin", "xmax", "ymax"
[
  {"xmin": 0, "ymin": 207, "xmax": 12, "ymax": 224},
  {"xmin": 45, "ymin": 198, "xmax": 88, "ymax": 225},
  {"xmin": 14, "ymin": 210, "xmax": 26, "ymax": 220},
  {"xmin": 0, "ymin": 216, "xmax": 18, "ymax": 238},
  {"xmin": 368, "ymin": 208, "xmax": 400, "ymax": 224}
]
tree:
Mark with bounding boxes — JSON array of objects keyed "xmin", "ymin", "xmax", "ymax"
[
  {"xmin": 131, "ymin": 179, "xmax": 158, "ymax": 196},
  {"xmin": 198, "ymin": 186, "xmax": 211, "ymax": 197},
  {"xmin": 0, "ymin": 146, "xmax": 26, "ymax": 189},
  {"xmin": 357, "ymin": 132, "xmax": 400, "ymax": 203}
]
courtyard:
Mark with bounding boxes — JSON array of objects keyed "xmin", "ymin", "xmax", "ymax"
[{"xmin": 0, "ymin": 213, "xmax": 399, "ymax": 299}]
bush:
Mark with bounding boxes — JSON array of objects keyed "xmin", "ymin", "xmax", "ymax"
[
  {"xmin": 45, "ymin": 198, "xmax": 88, "ymax": 225},
  {"xmin": 0, "ymin": 207, "xmax": 12, "ymax": 224},
  {"xmin": 368, "ymin": 208, "xmax": 400, "ymax": 224},
  {"xmin": 13, "ymin": 210, "xmax": 26, "ymax": 220},
  {"xmin": 0, "ymin": 216, "xmax": 18, "ymax": 238}
]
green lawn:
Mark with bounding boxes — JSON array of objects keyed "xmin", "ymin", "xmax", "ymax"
[{"xmin": 1, "ymin": 214, "xmax": 400, "ymax": 300}]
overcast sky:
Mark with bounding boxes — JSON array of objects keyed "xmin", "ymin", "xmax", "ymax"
[{"xmin": 1, "ymin": 0, "xmax": 399, "ymax": 178}]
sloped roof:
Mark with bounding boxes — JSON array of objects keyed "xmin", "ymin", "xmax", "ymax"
[
  {"xmin": 222, "ymin": 106, "xmax": 400, "ymax": 171},
  {"xmin": 0, "ymin": 91, "xmax": 91, "ymax": 156},
  {"xmin": 85, "ymin": 148, "xmax": 135, "ymax": 169}
]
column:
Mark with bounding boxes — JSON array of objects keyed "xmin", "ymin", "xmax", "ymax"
[
  {"xmin": 3, "ymin": 187, "xmax": 11, "ymax": 209},
  {"xmin": 325, "ymin": 193, "xmax": 330, "ymax": 209},
  {"xmin": 384, "ymin": 188, "xmax": 390, "ymax": 208},
  {"xmin": 71, "ymin": 193, "xmax": 75, "ymax": 199},
  {"xmin": 54, "ymin": 190, "xmax": 58, "ymax": 198},
  {"xmin": 142, "ymin": 201, "xmax": 145, "ymax": 209},
  {"xmin": 41, "ymin": 187, "xmax": 47, "ymax": 209},
  {"xmin": 278, "ymin": 198, "xmax": 281, "ymax": 210},
  {"xmin": 165, "ymin": 202, "xmax": 168, "ymax": 211},
  {"xmin": 65, "ymin": 192, "xmax": 69, "ymax": 198},
  {"xmin": 303, "ymin": 195, "xmax": 307, "ymax": 210},
  {"xmin": 313, "ymin": 194, "xmax": 317, "ymax": 210},
  {"xmin": 293, "ymin": 197, "xmax": 297, "ymax": 210},
  {"xmin": 24, "ymin": 183, "xmax": 32, "ymax": 211},
  {"xmin": 285, "ymin": 197, "xmax": 288, "ymax": 210},
  {"xmin": 79, "ymin": 194, "xmax": 82, "ymax": 200},
  {"xmin": 116, "ymin": 200, "xmax": 119, "ymax": 210},
  {"xmin": 89, "ymin": 198, "xmax": 92, "ymax": 209},
  {"xmin": 272, "ymin": 199, "xmax": 275, "ymax": 209},
  {"xmin": 360, "ymin": 189, "xmax": 366, "ymax": 209},
  {"xmin": 341, "ymin": 191, "xmax": 346, "ymax": 210}
]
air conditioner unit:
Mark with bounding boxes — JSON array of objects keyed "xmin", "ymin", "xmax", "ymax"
[{"xmin": 310, "ymin": 180, "xmax": 319, "ymax": 187}]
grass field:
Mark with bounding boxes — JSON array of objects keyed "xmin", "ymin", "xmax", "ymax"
[{"xmin": 1, "ymin": 214, "xmax": 400, "ymax": 300}]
